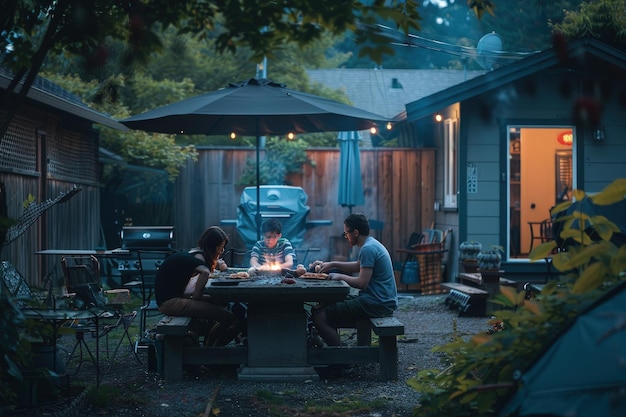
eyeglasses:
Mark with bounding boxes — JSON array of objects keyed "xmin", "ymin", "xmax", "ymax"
[{"xmin": 264, "ymin": 234, "xmax": 279, "ymax": 240}]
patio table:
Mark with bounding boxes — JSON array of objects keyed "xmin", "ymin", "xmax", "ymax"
[{"xmin": 204, "ymin": 275, "xmax": 350, "ymax": 381}]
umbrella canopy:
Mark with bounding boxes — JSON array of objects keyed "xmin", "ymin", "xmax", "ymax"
[
  {"xmin": 499, "ymin": 282, "xmax": 626, "ymax": 417},
  {"xmin": 337, "ymin": 131, "xmax": 365, "ymax": 213},
  {"xmin": 120, "ymin": 78, "xmax": 390, "ymax": 240}
]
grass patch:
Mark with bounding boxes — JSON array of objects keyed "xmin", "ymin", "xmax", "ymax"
[{"xmin": 253, "ymin": 390, "xmax": 391, "ymax": 416}]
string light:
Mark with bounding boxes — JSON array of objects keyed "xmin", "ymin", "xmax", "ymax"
[
  {"xmin": 370, "ymin": 127, "xmax": 377, "ymax": 135},
  {"xmin": 230, "ymin": 132, "xmax": 236, "ymax": 140},
  {"xmin": 386, "ymin": 122, "xmax": 392, "ymax": 130},
  {"xmin": 287, "ymin": 132, "xmax": 295, "ymax": 140}
]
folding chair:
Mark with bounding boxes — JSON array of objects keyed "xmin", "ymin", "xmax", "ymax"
[
  {"xmin": 131, "ymin": 250, "xmax": 173, "ymax": 353},
  {"xmin": 60, "ymin": 256, "xmax": 140, "ymax": 374}
]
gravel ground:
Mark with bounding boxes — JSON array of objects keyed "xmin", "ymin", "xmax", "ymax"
[{"xmin": 12, "ymin": 294, "xmax": 492, "ymax": 417}]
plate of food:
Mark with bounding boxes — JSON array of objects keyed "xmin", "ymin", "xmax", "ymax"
[
  {"xmin": 228, "ymin": 271, "xmax": 250, "ymax": 279},
  {"xmin": 300, "ymin": 272, "xmax": 329, "ymax": 280}
]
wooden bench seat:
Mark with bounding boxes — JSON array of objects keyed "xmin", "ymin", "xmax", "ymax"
[
  {"xmin": 157, "ymin": 315, "xmax": 405, "ymax": 382},
  {"xmin": 155, "ymin": 315, "xmax": 247, "ymax": 382},
  {"xmin": 441, "ymin": 282, "xmax": 489, "ymax": 316},
  {"xmin": 309, "ymin": 316, "xmax": 405, "ymax": 381}
]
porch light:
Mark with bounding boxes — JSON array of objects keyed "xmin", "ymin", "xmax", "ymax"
[
  {"xmin": 230, "ymin": 132, "xmax": 236, "ymax": 140},
  {"xmin": 434, "ymin": 113, "xmax": 443, "ymax": 123}
]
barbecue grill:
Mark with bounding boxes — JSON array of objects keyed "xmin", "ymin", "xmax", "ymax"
[
  {"xmin": 117, "ymin": 226, "xmax": 175, "ymax": 283},
  {"xmin": 237, "ymin": 186, "xmax": 310, "ymax": 248}
]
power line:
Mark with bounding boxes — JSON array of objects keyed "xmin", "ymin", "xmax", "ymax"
[{"xmin": 375, "ymin": 24, "xmax": 542, "ymax": 62}]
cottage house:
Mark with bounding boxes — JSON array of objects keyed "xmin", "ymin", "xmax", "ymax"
[{"xmin": 401, "ymin": 38, "xmax": 626, "ymax": 282}]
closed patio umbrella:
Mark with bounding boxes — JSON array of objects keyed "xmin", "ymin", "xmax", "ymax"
[
  {"xmin": 337, "ymin": 131, "xmax": 365, "ymax": 213},
  {"xmin": 120, "ymin": 78, "xmax": 389, "ymax": 239}
]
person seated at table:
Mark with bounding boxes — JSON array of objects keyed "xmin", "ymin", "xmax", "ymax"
[
  {"xmin": 312, "ymin": 213, "xmax": 398, "ymax": 347},
  {"xmin": 249, "ymin": 218, "xmax": 296, "ymax": 271},
  {"xmin": 155, "ymin": 226, "xmax": 241, "ymax": 347}
]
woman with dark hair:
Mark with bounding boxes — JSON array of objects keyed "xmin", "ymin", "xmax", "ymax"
[{"xmin": 155, "ymin": 226, "xmax": 241, "ymax": 347}]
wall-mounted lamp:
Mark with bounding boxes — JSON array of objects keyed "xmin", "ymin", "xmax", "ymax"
[
  {"xmin": 434, "ymin": 113, "xmax": 443, "ymax": 123},
  {"xmin": 593, "ymin": 126, "xmax": 605, "ymax": 142}
]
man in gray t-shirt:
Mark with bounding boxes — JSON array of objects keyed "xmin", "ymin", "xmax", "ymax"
[{"xmin": 312, "ymin": 213, "xmax": 398, "ymax": 347}]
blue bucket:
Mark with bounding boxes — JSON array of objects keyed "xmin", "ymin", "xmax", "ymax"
[{"xmin": 400, "ymin": 261, "xmax": 420, "ymax": 284}]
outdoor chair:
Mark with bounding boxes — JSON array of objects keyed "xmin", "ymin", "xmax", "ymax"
[
  {"xmin": 60, "ymin": 256, "xmax": 140, "ymax": 374},
  {"xmin": 130, "ymin": 250, "xmax": 174, "ymax": 354},
  {"xmin": 396, "ymin": 228, "xmax": 451, "ymax": 294}
]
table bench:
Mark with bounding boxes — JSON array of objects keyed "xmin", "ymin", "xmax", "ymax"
[
  {"xmin": 308, "ymin": 316, "xmax": 405, "ymax": 381},
  {"xmin": 156, "ymin": 315, "xmax": 404, "ymax": 382},
  {"xmin": 440, "ymin": 282, "xmax": 489, "ymax": 316},
  {"xmin": 155, "ymin": 315, "xmax": 247, "ymax": 382}
]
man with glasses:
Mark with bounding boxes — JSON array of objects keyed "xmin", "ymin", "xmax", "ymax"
[
  {"xmin": 249, "ymin": 218, "xmax": 296, "ymax": 271},
  {"xmin": 312, "ymin": 213, "xmax": 398, "ymax": 349}
]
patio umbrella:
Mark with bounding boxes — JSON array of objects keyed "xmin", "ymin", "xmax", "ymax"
[
  {"xmin": 120, "ymin": 78, "xmax": 389, "ymax": 239},
  {"xmin": 337, "ymin": 131, "xmax": 365, "ymax": 213},
  {"xmin": 499, "ymin": 281, "xmax": 626, "ymax": 417}
]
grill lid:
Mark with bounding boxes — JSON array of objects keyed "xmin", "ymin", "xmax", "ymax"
[
  {"xmin": 237, "ymin": 186, "xmax": 310, "ymax": 248},
  {"xmin": 121, "ymin": 226, "xmax": 174, "ymax": 250}
]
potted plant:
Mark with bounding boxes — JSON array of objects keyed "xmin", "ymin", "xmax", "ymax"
[
  {"xmin": 477, "ymin": 245, "xmax": 504, "ymax": 271},
  {"xmin": 458, "ymin": 241, "xmax": 482, "ymax": 273},
  {"xmin": 477, "ymin": 245, "xmax": 504, "ymax": 291}
]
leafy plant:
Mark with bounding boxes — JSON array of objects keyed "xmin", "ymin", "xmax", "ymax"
[
  {"xmin": 237, "ymin": 137, "xmax": 309, "ymax": 186},
  {"xmin": 407, "ymin": 179, "xmax": 626, "ymax": 417}
]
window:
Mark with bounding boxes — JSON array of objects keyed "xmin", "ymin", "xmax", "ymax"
[{"xmin": 444, "ymin": 118, "xmax": 458, "ymax": 208}]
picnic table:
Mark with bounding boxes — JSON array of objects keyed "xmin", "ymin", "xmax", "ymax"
[{"xmin": 204, "ymin": 274, "xmax": 350, "ymax": 381}]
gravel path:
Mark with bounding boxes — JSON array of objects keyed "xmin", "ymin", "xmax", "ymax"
[{"xmin": 14, "ymin": 294, "xmax": 491, "ymax": 417}]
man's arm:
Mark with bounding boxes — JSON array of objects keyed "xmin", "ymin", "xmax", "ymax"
[
  {"xmin": 319, "ymin": 260, "xmax": 360, "ymax": 274},
  {"xmin": 330, "ymin": 266, "xmax": 373, "ymax": 290}
]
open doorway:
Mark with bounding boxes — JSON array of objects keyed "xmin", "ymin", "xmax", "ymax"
[{"xmin": 508, "ymin": 127, "xmax": 575, "ymax": 259}]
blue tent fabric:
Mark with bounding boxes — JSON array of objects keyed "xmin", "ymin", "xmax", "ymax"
[
  {"xmin": 337, "ymin": 131, "xmax": 365, "ymax": 212},
  {"xmin": 499, "ymin": 282, "xmax": 626, "ymax": 417}
]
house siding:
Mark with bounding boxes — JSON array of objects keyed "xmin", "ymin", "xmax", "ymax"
[{"xmin": 1, "ymin": 103, "xmax": 101, "ymax": 289}]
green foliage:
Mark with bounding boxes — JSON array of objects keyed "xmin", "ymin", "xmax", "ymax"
[
  {"xmin": 237, "ymin": 137, "xmax": 309, "ymax": 186},
  {"xmin": 408, "ymin": 179, "xmax": 626, "ymax": 417},
  {"xmin": 0, "ymin": 292, "xmax": 26, "ymax": 405},
  {"xmin": 550, "ymin": 0, "xmax": 626, "ymax": 50},
  {"xmin": 41, "ymin": 72, "xmax": 197, "ymax": 181}
]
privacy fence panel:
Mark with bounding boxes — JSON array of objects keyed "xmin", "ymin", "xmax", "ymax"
[{"xmin": 175, "ymin": 147, "xmax": 435, "ymax": 265}]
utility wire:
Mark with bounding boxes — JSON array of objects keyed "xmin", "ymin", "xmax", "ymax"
[{"xmin": 375, "ymin": 24, "xmax": 542, "ymax": 62}]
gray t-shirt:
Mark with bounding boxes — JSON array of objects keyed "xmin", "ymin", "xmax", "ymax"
[{"xmin": 357, "ymin": 236, "xmax": 398, "ymax": 309}]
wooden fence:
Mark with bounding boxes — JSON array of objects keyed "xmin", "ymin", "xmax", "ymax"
[{"xmin": 174, "ymin": 147, "xmax": 435, "ymax": 266}]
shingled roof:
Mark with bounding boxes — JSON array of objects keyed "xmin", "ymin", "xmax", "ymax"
[
  {"xmin": 0, "ymin": 66, "xmax": 127, "ymax": 130},
  {"xmin": 306, "ymin": 68, "xmax": 486, "ymax": 119}
]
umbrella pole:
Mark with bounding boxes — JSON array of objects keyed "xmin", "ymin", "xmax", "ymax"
[{"xmin": 256, "ymin": 133, "xmax": 261, "ymax": 241}]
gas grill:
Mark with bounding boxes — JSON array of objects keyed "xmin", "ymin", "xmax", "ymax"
[
  {"xmin": 236, "ymin": 186, "xmax": 310, "ymax": 248},
  {"xmin": 117, "ymin": 226, "xmax": 175, "ymax": 283}
]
